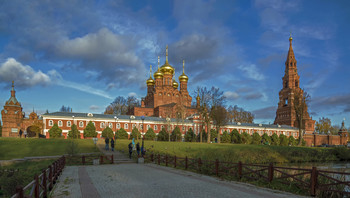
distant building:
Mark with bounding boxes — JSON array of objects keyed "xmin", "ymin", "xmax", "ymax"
[
  {"xmin": 129, "ymin": 45, "xmax": 197, "ymax": 119},
  {"xmin": 274, "ymin": 35, "xmax": 315, "ymax": 134},
  {"xmin": 1, "ymin": 82, "xmax": 41, "ymax": 137}
]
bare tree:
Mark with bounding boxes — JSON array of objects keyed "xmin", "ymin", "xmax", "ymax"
[
  {"xmin": 210, "ymin": 105, "xmax": 228, "ymax": 144},
  {"xmin": 104, "ymin": 96, "xmax": 140, "ymax": 115},
  {"xmin": 293, "ymin": 89, "xmax": 310, "ymax": 145},
  {"xmin": 227, "ymin": 105, "xmax": 254, "ymax": 123}
]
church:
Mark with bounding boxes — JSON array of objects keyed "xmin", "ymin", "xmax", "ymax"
[{"xmin": 129, "ymin": 45, "xmax": 198, "ymax": 119}]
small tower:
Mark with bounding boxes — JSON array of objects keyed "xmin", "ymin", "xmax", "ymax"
[
  {"xmin": 160, "ymin": 45, "xmax": 175, "ymax": 87},
  {"xmin": 154, "ymin": 56, "xmax": 163, "ymax": 87},
  {"xmin": 338, "ymin": 120, "xmax": 349, "ymax": 145},
  {"xmin": 146, "ymin": 64, "xmax": 155, "ymax": 93},
  {"xmin": 179, "ymin": 60, "xmax": 189, "ymax": 92}
]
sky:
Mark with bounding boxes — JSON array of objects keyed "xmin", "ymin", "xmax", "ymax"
[{"xmin": 0, "ymin": 0, "xmax": 349, "ymax": 127}]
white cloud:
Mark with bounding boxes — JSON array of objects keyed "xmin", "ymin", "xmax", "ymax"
[
  {"xmin": 224, "ymin": 91, "xmax": 240, "ymax": 100},
  {"xmin": 0, "ymin": 58, "xmax": 51, "ymax": 87},
  {"xmin": 128, "ymin": 92, "xmax": 138, "ymax": 97},
  {"xmin": 238, "ymin": 64, "xmax": 265, "ymax": 81},
  {"xmin": 89, "ymin": 105, "xmax": 100, "ymax": 111}
]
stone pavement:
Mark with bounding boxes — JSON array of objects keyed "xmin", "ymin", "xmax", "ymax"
[{"xmin": 51, "ymin": 163, "xmax": 306, "ymax": 198}]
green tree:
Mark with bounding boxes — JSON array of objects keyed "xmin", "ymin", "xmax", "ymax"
[
  {"xmin": 251, "ymin": 132, "xmax": 262, "ymax": 144},
  {"xmin": 130, "ymin": 127, "xmax": 141, "ymax": 140},
  {"xmin": 185, "ymin": 128, "xmax": 196, "ymax": 142},
  {"xmin": 197, "ymin": 129, "xmax": 207, "ymax": 142},
  {"xmin": 241, "ymin": 132, "xmax": 252, "ymax": 144},
  {"xmin": 261, "ymin": 133, "xmax": 271, "ymax": 145},
  {"xmin": 288, "ymin": 136, "xmax": 297, "ymax": 146},
  {"xmin": 102, "ymin": 127, "xmax": 114, "ymax": 139},
  {"xmin": 271, "ymin": 133, "xmax": 280, "ymax": 145},
  {"xmin": 115, "ymin": 128, "xmax": 128, "ymax": 139},
  {"xmin": 231, "ymin": 129, "xmax": 242, "ymax": 144},
  {"xmin": 221, "ymin": 130, "xmax": 231, "ymax": 143},
  {"xmin": 171, "ymin": 126, "xmax": 182, "ymax": 142},
  {"xmin": 293, "ymin": 89, "xmax": 311, "ymax": 145},
  {"xmin": 209, "ymin": 129, "xmax": 217, "ymax": 142},
  {"xmin": 49, "ymin": 123, "xmax": 62, "ymax": 138},
  {"xmin": 157, "ymin": 128, "xmax": 169, "ymax": 141},
  {"xmin": 144, "ymin": 128, "xmax": 156, "ymax": 140},
  {"xmin": 279, "ymin": 134, "xmax": 289, "ymax": 146},
  {"xmin": 68, "ymin": 124, "xmax": 80, "ymax": 139},
  {"xmin": 84, "ymin": 121, "xmax": 97, "ymax": 138}
]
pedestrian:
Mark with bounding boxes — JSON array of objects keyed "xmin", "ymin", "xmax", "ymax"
[
  {"xmin": 19, "ymin": 130, "xmax": 23, "ymax": 138},
  {"xmin": 136, "ymin": 142, "xmax": 140, "ymax": 157},
  {"xmin": 132, "ymin": 138, "xmax": 136, "ymax": 151},
  {"xmin": 128, "ymin": 142, "xmax": 133, "ymax": 159},
  {"xmin": 105, "ymin": 137, "xmax": 110, "ymax": 151},
  {"xmin": 111, "ymin": 138, "xmax": 115, "ymax": 152},
  {"xmin": 24, "ymin": 130, "xmax": 27, "ymax": 138}
]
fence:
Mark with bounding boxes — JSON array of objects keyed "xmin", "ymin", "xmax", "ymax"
[
  {"xmin": 145, "ymin": 153, "xmax": 350, "ymax": 197},
  {"xmin": 11, "ymin": 156, "xmax": 66, "ymax": 198},
  {"xmin": 65, "ymin": 155, "xmax": 114, "ymax": 165}
]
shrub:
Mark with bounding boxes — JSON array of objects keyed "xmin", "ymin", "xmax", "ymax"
[
  {"xmin": 231, "ymin": 129, "xmax": 242, "ymax": 144},
  {"xmin": 144, "ymin": 128, "xmax": 156, "ymax": 140},
  {"xmin": 221, "ymin": 130, "xmax": 231, "ymax": 143},
  {"xmin": 68, "ymin": 124, "xmax": 80, "ymax": 139},
  {"xmin": 288, "ymin": 136, "xmax": 297, "ymax": 146},
  {"xmin": 279, "ymin": 134, "xmax": 289, "ymax": 146},
  {"xmin": 102, "ymin": 127, "xmax": 114, "ymax": 139},
  {"xmin": 49, "ymin": 123, "xmax": 62, "ymax": 138},
  {"xmin": 210, "ymin": 129, "xmax": 217, "ymax": 142},
  {"xmin": 271, "ymin": 133, "xmax": 280, "ymax": 145},
  {"xmin": 261, "ymin": 133, "xmax": 271, "ymax": 145},
  {"xmin": 83, "ymin": 121, "xmax": 97, "ymax": 138},
  {"xmin": 0, "ymin": 171, "xmax": 24, "ymax": 197},
  {"xmin": 130, "ymin": 127, "xmax": 141, "ymax": 140},
  {"xmin": 171, "ymin": 126, "xmax": 182, "ymax": 142},
  {"xmin": 115, "ymin": 128, "xmax": 128, "ymax": 139},
  {"xmin": 185, "ymin": 128, "xmax": 196, "ymax": 142},
  {"xmin": 241, "ymin": 132, "xmax": 252, "ymax": 144},
  {"xmin": 251, "ymin": 132, "xmax": 262, "ymax": 144},
  {"xmin": 157, "ymin": 128, "xmax": 169, "ymax": 141}
]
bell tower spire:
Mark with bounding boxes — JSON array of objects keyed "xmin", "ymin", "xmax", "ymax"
[
  {"xmin": 11, "ymin": 81, "xmax": 15, "ymax": 97},
  {"xmin": 165, "ymin": 45, "xmax": 169, "ymax": 63}
]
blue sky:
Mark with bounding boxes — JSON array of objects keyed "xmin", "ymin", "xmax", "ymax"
[{"xmin": 0, "ymin": 0, "xmax": 349, "ymax": 127}]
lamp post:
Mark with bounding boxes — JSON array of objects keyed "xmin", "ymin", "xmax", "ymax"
[
  {"xmin": 114, "ymin": 116, "xmax": 117, "ymax": 138},
  {"xmin": 166, "ymin": 117, "xmax": 171, "ymax": 142},
  {"xmin": 141, "ymin": 116, "xmax": 145, "ymax": 149},
  {"xmin": 72, "ymin": 115, "xmax": 75, "ymax": 139}
]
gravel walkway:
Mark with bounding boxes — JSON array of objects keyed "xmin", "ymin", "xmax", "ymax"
[{"xmin": 52, "ymin": 163, "xmax": 306, "ymax": 198}]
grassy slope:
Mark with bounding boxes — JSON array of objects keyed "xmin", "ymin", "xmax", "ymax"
[
  {"xmin": 115, "ymin": 139, "xmax": 347, "ymax": 164},
  {"xmin": 0, "ymin": 138, "xmax": 99, "ymax": 160}
]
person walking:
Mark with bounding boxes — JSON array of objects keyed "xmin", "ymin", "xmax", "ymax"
[
  {"xmin": 128, "ymin": 142, "xmax": 133, "ymax": 159},
  {"xmin": 105, "ymin": 137, "xmax": 110, "ymax": 151},
  {"xmin": 24, "ymin": 130, "xmax": 27, "ymax": 138},
  {"xmin": 110, "ymin": 138, "xmax": 115, "ymax": 152},
  {"xmin": 136, "ymin": 142, "xmax": 140, "ymax": 157},
  {"xmin": 19, "ymin": 130, "xmax": 23, "ymax": 138}
]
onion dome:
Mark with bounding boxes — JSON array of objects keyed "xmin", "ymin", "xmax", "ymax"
[
  {"xmin": 160, "ymin": 45, "xmax": 175, "ymax": 75},
  {"xmin": 172, "ymin": 79, "xmax": 179, "ymax": 89},
  {"xmin": 179, "ymin": 60, "xmax": 189, "ymax": 82},
  {"xmin": 146, "ymin": 65, "xmax": 155, "ymax": 86},
  {"xmin": 154, "ymin": 56, "xmax": 164, "ymax": 79}
]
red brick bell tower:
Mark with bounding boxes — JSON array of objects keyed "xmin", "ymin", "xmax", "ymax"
[{"xmin": 274, "ymin": 36, "xmax": 315, "ymax": 134}]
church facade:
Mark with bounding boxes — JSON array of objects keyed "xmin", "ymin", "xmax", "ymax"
[{"xmin": 129, "ymin": 46, "xmax": 197, "ymax": 119}]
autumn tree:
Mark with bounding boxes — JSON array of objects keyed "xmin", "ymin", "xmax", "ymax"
[
  {"xmin": 315, "ymin": 117, "xmax": 333, "ymax": 134},
  {"xmin": 227, "ymin": 105, "xmax": 254, "ymax": 123},
  {"xmin": 293, "ymin": 89, "xmax": 311, "ymax": 145}
]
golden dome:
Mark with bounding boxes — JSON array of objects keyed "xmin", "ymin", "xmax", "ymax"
[
  {"xmin": 179, "ymin": 60, "xmax": 188, "ymax": 82},
  {"xmin": 172, "ymin": 79, "xmax": 178, "ymax": 89},
  {"xmin": 160, "ymin": 45, "xmax": 175, "ymax": 75},
  {"xmin": 154, "ymin": 68, "xmax": 163, "ymax": 79},
  {"xmin": 146, "ymin": 65, "xmax": 155, "ymax": 86}
]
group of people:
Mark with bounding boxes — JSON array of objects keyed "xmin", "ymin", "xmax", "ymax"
[
  {"xmin": 128, "ymin": 139, "xmax": 146, "ymax": 159},
  {"xmin": 19, "ymin": 130, "xmax": 27, "ymax": 138},
  {"xmin": 104, "ymin": 137, "xmax": 115, "ymax": 151}
]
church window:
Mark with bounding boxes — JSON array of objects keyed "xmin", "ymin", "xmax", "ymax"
[
  {"xmin": 147, "ymin": 125, "xmax": 150, "ymax": 130},
  {"xmin": 159, "ymin": 93, "xmax": 162, "ymax": 96},
  {"xmin": 67, "ymin": 121, "xmax": 71, "ymax": 127},
  {"xmin": 100, "ymin": 122, "xmax": 105, "ymax": 128},
  {"xmin": 132, "ymin": 124, "xmax": 136, "ymax": 129},
  {"xmin": 176, "ymin": 95, "xmax": 179, "ymax": 97},
  {"xmin": 79, "ymin": 121, "xmax": 84, "ymax": 127},
  {"xmin": 168, "ymin": 93, "xmax": 170, "ymax": 96},
  {"xmin": 124, "ymin": 124, "xmax": 128, "ymax": 129},
  {"xmin": 140, "ymin": 124, "xmax": 143, "ymax": 130},
  {"xmin": 182, "ymin": 126, "xmax": 185, "ymax": 131},
  {"xmin": 58, "ymin": 120, "xmax": 63, "ymax": 127},
  {"xmin": 284, "ymin": 98, "xmax": 288, "ymax": 106},
  {"xmin": 161, "ymin": 125, "xmax": 164, "ymax": 129},
  {"xmin": 109, "ymin": 123, "xmax": 113, "ymax": 128},
  {"xmin": 295, "ymin": 81, "xmax": 298, "ymax": 87},
  {"xmin": 49, "ymin": 120, "xmax": 53, "ymax": 126},
  {"xmin": 285, "ymin": 81, "xmax": 288, "ymax": 88},
  {"xmin": 154, "ymin": 125, "xmax": 158, "ymax": 130},
  {"xmin": 117, "ymin": 123, "xmax": 120, "ymax": 129}
]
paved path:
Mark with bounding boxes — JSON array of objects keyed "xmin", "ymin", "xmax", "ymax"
[{"xmin": 51, "ymin": 163, "xmax": 306, "ymax": 198}]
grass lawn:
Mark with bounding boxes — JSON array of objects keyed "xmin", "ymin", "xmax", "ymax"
[
  {"xmin": 0, "ymin": 138, "xmax": 100, "ymax": 160},
  {"xmin": 115, "ymin": 139, "xmax": 350, "ymax": 164}
]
